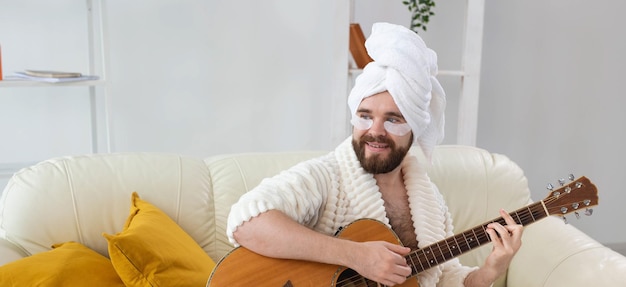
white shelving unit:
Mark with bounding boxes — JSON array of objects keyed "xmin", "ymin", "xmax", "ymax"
[
  {"xmin": 0, "ymin": 0, "xmax": 110, "ymax": 178},
  {"xmin": 348, "ymin": 0, "xmax": 485, "ymax": 146},
  {"xmin": 455, "ymin": 0, "xmax": 485, "ymax": 146}
]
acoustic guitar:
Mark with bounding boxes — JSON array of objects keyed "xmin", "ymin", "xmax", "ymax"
[{"xmin": 208, "ymin": 175, "xmax": 598, "ymax": 287}]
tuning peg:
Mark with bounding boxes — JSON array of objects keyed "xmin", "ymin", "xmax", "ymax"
[
  {"xmin": 585, "ymin": 208, "xmax": 593, "ymax": 216},
  {"xmin": 547, "ymin": 183, "xmax": 554, "ymax": 191},
  {"xmin": 562, "ymin": 216, "xmax": 569, "ymax": 224},
  {"xmin": 574, "ymin": 211, "xmax": 580, "ymax": 219},
  {"xmin": 564, "ymin": 185, "xmax": 572, "ymax": 193},
  {"xmin": 558, "ymin": 178, "xmax": 566, "ymax": 186},
  {"xmin": 568, "ymin": 174, "xmax": 575, "ymax": 181}
]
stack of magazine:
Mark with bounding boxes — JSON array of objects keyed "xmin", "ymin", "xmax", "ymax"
[{"xmin": 9, "ymin": 70, "xmax": 99, "ymax": 83}]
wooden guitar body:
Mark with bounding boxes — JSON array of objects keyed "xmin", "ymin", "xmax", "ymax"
[{"xmin": 208, "ymin": 219, "xmax": 419, "ymax": 286}]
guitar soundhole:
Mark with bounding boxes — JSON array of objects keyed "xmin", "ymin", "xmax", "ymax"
[{"xmin": 336, "ymin": 268, "xmax": 378, "ymax": 287}]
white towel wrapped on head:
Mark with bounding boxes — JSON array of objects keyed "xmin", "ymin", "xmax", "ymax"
[{"xmin": 347, "ymin": 22, "xmax": 446, "ymax": 161}]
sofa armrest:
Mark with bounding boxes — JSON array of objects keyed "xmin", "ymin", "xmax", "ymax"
[
  {"xmin": 507, "ymin": 216, "xmax": 626, "ymax": 287},
  {"xmin": 0, "ymin": 236, "xmax": 28, "ymax": 266},
  {"xmin": 544, "ymin": 245, "xmax": 626, "ymax": 286}
]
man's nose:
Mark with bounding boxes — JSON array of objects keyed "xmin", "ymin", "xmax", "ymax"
[{"xmin": 368, "ymin": 119, "xmax": 387, "ymax": 137}]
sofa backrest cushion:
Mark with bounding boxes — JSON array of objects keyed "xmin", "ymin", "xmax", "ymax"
[
  {"xmin": 0, "ymin": 153, "xmax": 214, "ymax": 259},
  {"xmin": 204, "ymin": 151, "xmax": 326, "ymax": 260},
  {"xmin": 421, "ymin": 145, "xmax": 532, "ymax": 268}
]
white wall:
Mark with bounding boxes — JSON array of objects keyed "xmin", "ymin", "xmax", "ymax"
[
  {"xmin": 478, "ymin": 0, "xmax": 626, "ymax": 247},
  {"xmin": 103, "ymin": 1, "xmax": 350, "ymax": 156},
  {"xmin": 1, "ymin": 0, "xmax": 350, "ymax": 179},
  {"xmin": 1, "ymin": 0, "xmax": 624, "ymax": 247}
]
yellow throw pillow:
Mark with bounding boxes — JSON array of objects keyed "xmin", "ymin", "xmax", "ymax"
[
  {"xmin": 0, "ymin": 241, "xmax": 125, "ymax": 286},
  {"xmin": 103, "ymin": 192, "xmax": 215, "ymax": 287}
]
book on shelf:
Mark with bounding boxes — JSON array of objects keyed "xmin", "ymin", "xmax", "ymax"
[
  {"xmin": 8, "ymin": 70, "xmax": 99, "ymax": 83},
  {"xmin": 24, "ymin": 70, "xmax": 82, "ymax": 78},
  {"xmin": 349, "ymin": 23, "xmax": 374, "ymax": 69}
]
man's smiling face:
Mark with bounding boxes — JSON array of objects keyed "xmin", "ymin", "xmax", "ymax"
[{"xmin": 351, "ymin": 91, "xmax": 413, "ymax": 174}]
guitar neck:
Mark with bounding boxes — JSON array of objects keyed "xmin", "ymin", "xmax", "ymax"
[{"xmin": 407, "ymin": 201, "xmax": 548, "ymax": 275}]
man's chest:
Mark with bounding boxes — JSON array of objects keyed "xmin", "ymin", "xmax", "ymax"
[{"xmin": 383, "ymin": 196, "xmax": 419, "ymax": 250}]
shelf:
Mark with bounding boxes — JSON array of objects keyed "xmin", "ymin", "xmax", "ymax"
[
  {"xmin": 0, "ymin": 79, "xmax": 106, "ymax": 88},
  {"xmin": 348, "ymin": 68, "xmax": 464, "ymax": 77},
  {"xmin": 0, "ymin": 0, "xmax": 111, "ymax": 164},
  {"xmin": 438, "ymin": 70, "xmax": 465, "ymax": 77}
]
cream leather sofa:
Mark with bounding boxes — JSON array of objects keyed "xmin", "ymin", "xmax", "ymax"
[{"xmin": 1, "ymin": 145, "xmax": 625, "ymax": 286}]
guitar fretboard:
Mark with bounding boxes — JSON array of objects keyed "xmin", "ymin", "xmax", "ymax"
[{"xmin": 406, "ymin": 201, "xmax": 548, "ymax": 275}]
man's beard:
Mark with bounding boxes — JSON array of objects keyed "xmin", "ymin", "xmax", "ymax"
[{"xmin": 352, "ymin": 134, "xmax": 412, "ymax": 174}]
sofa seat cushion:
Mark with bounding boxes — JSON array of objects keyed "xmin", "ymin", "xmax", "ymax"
[
  {"xmin": 103, "ymin": 192, "xmax": 215, "ymax": 287},
  {"xmin": 0, "ymin": 241, "xmax": 124, "ymax": 286}
]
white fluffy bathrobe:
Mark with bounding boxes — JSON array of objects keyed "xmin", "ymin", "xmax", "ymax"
[{"xmin": 227, "ymin": 137, "xmax": 476, "ymax": 286}]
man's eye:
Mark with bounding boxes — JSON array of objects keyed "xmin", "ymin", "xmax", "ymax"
[
  {"xmin": 360, "ymin": 115, "xmax": 372, "ymax": 120},
  {"xmin": 386, "ymin": 118, "xmax": 401, "ymax": 124}
]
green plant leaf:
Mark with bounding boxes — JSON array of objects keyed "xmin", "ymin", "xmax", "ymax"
[{"xmin": 402, "ymin": 0, "xmax": 435, "ymax": 33}]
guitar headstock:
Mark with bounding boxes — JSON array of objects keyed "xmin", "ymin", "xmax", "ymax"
[{"xmin": 542, "ymin": 175, "xmax": 598, "ymax": 220}]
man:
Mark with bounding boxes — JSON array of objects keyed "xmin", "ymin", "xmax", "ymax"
[{"xmin": 226, "ymin": 22, "xmax": 523, "ymax": 287}]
